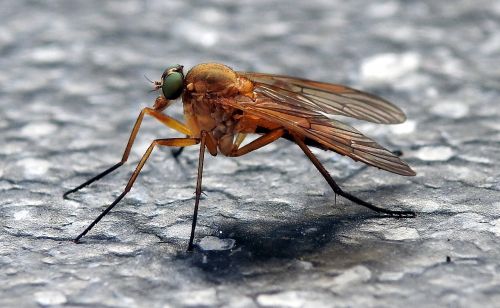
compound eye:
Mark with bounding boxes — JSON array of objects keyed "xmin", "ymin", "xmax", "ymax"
[{"xmin": 161, "ymin": 72, "xmax": 184, "ymax": 100}]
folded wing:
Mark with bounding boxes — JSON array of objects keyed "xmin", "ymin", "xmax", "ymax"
[
  {"xmin": 224, "ymin": 81, "xmax": 415, "ymax": 176},
  {"xmin": 238, "ymin": 72, "xmax": 407, "ymax": 124}
]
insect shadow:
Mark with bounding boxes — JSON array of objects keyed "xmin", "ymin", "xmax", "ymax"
[{"xmin": 174, "ymin": 209, "xmax": 374, "ymax": 280}]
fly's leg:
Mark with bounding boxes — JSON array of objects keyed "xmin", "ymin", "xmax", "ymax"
[
  {"xmin": 187, "ymin": 131, "xmax": 217, "ymax": 251},
  {"xmin": 172, "ymin": 131, "xmax": 217, "ymax": 162},
  {"xmin": 187, "ymin": 131, "xmax": 210, "ymax": 251},
  {"xmin": 292, "ymin": 134, "xmax": 415, "ymax": 218},
  {"xmin": 74, "ymin": 137, "xmax": 199, "ymax": 243},
  {"xmin": 229, "ymin": 128, "xmax": 285, "ymax": 157},
  {"xmin": 172, "ymin": 147, "xmax": 185, "ymax": 158},
  {"xmin": 171, "ymin": 135, "xmax": 191, "ymax": 159},
  {"xmin": 392, "ymin": 150, "xmax": 403, "ymax": 157},
  {"xmin": 63, "ymin": 108, "xmax": 191, "ymax": 198},
  {"xmin": 188, "ymin": 129, "xmax": 284, "ymax": 250}
]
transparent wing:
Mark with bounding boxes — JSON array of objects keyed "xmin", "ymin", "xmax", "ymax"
[
  {"xmin": 238, "ymin": 72, "xmax": 407, "ymax": 124},
  {"xmin": 224, "ymin": 89, "xmax": 415, "ymax": 176}
]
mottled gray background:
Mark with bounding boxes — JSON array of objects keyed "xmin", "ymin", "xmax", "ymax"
[{"xmin": 1, "ymin": 0, "xmax": 500, "ymax": 307}]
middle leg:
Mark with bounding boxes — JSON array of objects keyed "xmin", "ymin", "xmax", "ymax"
[
  {"xmin": 228, "ymin": 128, "xmax": 285, "ymax": 157},
  {"xmin": 187, "ymin": 131, "xmax": 208, "ymax": 251},
  {"xmin": 74, "ymin": 137, "xmax": 199, "ymax": 243}
]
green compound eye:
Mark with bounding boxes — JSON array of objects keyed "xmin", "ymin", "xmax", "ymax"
[{"xmin": 161, "ymin": 65, "xmax": 184, "ymax": 100}]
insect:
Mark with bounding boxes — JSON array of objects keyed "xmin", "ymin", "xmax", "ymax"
[{"xmin": 64, "ymin": 63, "xmax": 416, "ymax": 251}]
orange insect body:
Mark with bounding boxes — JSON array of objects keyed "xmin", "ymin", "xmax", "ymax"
[
  {"xmin": 65, "ymin": 62, "xmax": 416, "ymax": 251},
  {"xmin": 182, "ymin": 63, "xmax": 248, "ymax": 155},
  {"xmin": 181, "ymin": 63, "xmax": 414, "ymax": 175}
]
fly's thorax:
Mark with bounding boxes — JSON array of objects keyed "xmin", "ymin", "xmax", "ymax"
[
  {"xmin": 182, "ymin": 93, "xmax": 243, "ymax": 154},
  {"xmin": 236, "ymin": 76, "xmax": 254, "ymax": 97},
  {"xmin": 210, "ymin": 104, "xmax": 239, "ymax": 138},
  {"xmin": 185, "ymin": 63, "xmax": 239, "ymax": 96},
  {"xmin": 182, "ymin": 94, "xmax": 215, "ymax": 137},
  {"xmin": 191, "ymin": 99, "xmax": 241, "ymax": 135},
  {"xmin": 182, "ymin": 63, "xmax": 250, "ymax": 153}
]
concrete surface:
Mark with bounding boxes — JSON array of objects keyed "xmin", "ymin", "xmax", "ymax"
[{"xmin": 1, "ymin": 0, "xmax": 500, "ymax": 307}]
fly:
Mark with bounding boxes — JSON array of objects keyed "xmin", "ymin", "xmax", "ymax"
[{"xmin": 64, "ymin": 63, "xmax": 416, "ymax": 251}]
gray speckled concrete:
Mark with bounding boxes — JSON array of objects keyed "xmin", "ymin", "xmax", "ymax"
[{"xmin": 1, "ymin": 0, "xmax": 500, "ymax": 307}]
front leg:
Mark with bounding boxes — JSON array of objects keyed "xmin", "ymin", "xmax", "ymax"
[{"xmin": 64, "ymin": 107, "xmax": 191, "ymax": 198}]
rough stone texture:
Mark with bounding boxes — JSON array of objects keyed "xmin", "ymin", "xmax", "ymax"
[{"xmin": 1, "ymin": 0, "xmax": 499, "ymax": 307}]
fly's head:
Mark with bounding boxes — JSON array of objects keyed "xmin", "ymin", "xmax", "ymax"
[{"xmin": 152, "ymin": 64, "xmax": 184, "ymax": 111}]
